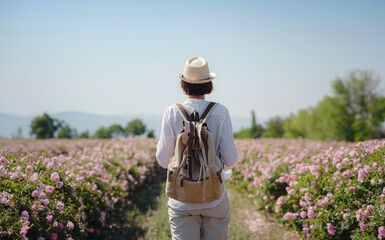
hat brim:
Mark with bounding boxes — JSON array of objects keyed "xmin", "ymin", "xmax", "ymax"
[{"xmin": 178, "ymin": 72, "xmax": 216, "ymax": 84}]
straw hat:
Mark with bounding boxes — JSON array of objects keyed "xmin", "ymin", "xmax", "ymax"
[{"xmin": 178, "ymin": 57, "xmax": 216, "ymax": 84}]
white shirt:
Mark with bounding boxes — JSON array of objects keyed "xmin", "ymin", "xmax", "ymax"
[{"xmin": 156, "ymin": 99, "xmax": 239, "ymax": 210}]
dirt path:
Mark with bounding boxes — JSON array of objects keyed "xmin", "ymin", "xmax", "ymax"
[{"xmin": 226, "ymin": 185, "xmax": 302, "ymax": 240}]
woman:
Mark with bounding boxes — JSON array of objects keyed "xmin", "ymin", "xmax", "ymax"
[{"xmin": 156, "ymin": 57, "xmax": 239, "ymax": 240}]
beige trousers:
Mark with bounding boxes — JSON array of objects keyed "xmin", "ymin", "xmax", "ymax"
[{"xmin": 168, "ymin": 194, "xmax": 230, "ymax": 240}]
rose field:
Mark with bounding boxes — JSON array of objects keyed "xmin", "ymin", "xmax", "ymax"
[
  {"xmin": 1, "ymin": 138, "xmax": 385, "ymax": 239},
  {"xmin": 231, "ymin": 138, "xmax": 385, "ymax": 240},
  {"xmin": 0, "ymin": 138, "xmax": 158, "ymax": 240}
]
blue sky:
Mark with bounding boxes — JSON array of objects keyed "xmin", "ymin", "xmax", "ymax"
[{"xmin": 1, "ymin": 0, "xmax": 384, "ymax": 120}]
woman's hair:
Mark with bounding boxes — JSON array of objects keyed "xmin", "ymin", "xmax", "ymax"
[{"xmin": 180, "ymin": 80, "xmax": 213, "ymax": 96}]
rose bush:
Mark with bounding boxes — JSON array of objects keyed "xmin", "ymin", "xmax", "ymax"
[
  {"xmin": 0, "ymin": 137, "xmax": 157, "ymax": 240},
  {"xmin": 230, "ymin": 138, "xmax": 385, "ymax": 239}
]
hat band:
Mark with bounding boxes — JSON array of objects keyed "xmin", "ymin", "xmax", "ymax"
[{"xmin": 182, "ymin": 75, "xmax": 211, "ymax": 81}]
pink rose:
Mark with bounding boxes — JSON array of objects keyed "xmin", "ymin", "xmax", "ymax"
[
  {"xmin": 336, "ymin": 163, "xmax": 343, "ymax": 170},
  {"xmin": 50, "ymin": 172, "xmax": 60, "ymax": 183},
  {"xmin": 67, "ymin": 221, "xmax": 74, "ymax": 230},
  {"xmin": 307, "ymin": 206, "xmax": 315, "ymax": 219},
  {"xmin": 358, "ymin": 169, "xmax": 366, "ymax": 182},
  {"xmin": 310, "ymin": 225, "xmax": 316, "ymax": 231},
  {"xmin": 360, "ymin": 222, "xmax": 366, "ymax": 231},
  {"xmin": 56, "ymin": 201, "xmax": 64, "ymax": 211},
  {"xmin": 29, "ymin": 172, "xmax": 39, "ymax": 181},
  {"xmin": 45, "ymin": 185, "xmax": 55, "ymax": 194},
  {"xmin": 327, "ymin": 223, "xmax": 336, "ymax": 236},
  {"xmin": 311, "ymin": 181, "xmax": 316, "ymax": 189},
  {"xmin": 31, "ymin": 190, "xmax": 41, "ymax": 198},
  {"xmin": 287, "ymin": 188, "xmax": 295, "ymax": 195},
  {"xmin": 22, "ymin": 210, "xmax": 29, "ymax": 220},
  {"xmin": 304, "ymin": 193, "xmax": 311, "ymax": 202},
  {"xmin": 283, "ymin": 212, "xmax": 294, "ymax": 220},
  {"xmin": 379, "ymin": 226, "xmax": 385, "ymax": 236},
  {"xmin": 42, "ymin": 199, "xmax": 50, "ymax": 206},
  {"xmin": 20, "ymin": 225, "xmax": 30, "ymax": 236},
  {"xmin": 51, "ymin": 233, "xmax": 57, "ymax": 240}
]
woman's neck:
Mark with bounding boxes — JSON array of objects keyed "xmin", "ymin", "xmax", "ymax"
[{"xmin": 187, "ymin": 95, "xmax": 205, "ymax": 99}]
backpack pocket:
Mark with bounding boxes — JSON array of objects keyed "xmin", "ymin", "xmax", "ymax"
[
  {"xmin": 165, "ymin": 170, "xmax": 177, "ymax": 200},
  {"xmin": 176, "ymin": 175, "xmax": 215, "ymax": 203},
  {"xmin": 211, "ymin": 167, "xmax": 224, "ymax": 200}
]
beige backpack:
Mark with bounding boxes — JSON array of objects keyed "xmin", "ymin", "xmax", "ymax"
[{"xmin": 166, "ymin": 102, "xmax": 224, "ymax": 203}]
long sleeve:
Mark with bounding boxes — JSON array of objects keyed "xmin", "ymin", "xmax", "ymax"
[
  {"xmin": 219, "ymin": 109, "xmax": 239, "ymax": 167},
  {"xmin": 156, "ymin": 109, "xmax": 176, "ymax": 169}
]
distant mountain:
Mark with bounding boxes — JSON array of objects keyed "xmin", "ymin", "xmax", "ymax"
[
  {"xmin": 0, "ymin": 111, "xmax": 258, "ymax": 139},
  {"xmin": 0, "ymin": 113, "xmax": 31, "ymax": 139}
]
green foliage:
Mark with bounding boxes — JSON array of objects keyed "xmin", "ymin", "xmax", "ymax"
[
  {"xmin": 91, "ymin": 120, "xmax": 149, "ymax": 139},
  {"xmin": 250, "ymin": 111, "xmax": 264, "ymax": 138},
  {"xmin": 262, "ymin": 116, "xmax": 285, "ymax": 138},
  {"xmin": 78, "ymin": 131, "xmax": 90, "ymax": 139},
  {"xmin": 146, "ymin": 130, "xmax": 155, "ymax": 139},
  {"xmin": 234, "ymin": 111, "xmax": 264, "ymax": 139},
  {"xmin": 129, "ymin": 165, "xmax": 140, "ymax": 179},
  {"xmin": 283, "ymin": 70, "xmax": 385, "ymax": 142},
  {"xmin": 283, "ymin": 115, "xmax": 301, "ymax": 139},
  {"xmin": 93, "ymin": 127, "xmax": 111, "ymax": 139},
  {"xmin": 233, "ymin": 128, "xmax": 252, "ymax": 139},
  {"xmin": 283, "ymin": 110, "xmax": 312, "ymax": 139},
  {"xmin": 332, "ymin": 70, "xmax": 385, "ymax": 141},
  {"xmin": 310, "ymin": 96, "xmax": 354, "ymax": 141},
  {"xmin": 57, "ymin": 124, "xmax": 76, "ymax": 139},
  {"xmin": 107, "ymin": 124, "xmax": 125, "ymax": 139},
  {"xmin": 30, "ymin": 113, "xmax": 60, "ymax": 139},
  {"xmin": 126, "ymin": 119, "xmax": 146, "ymax": 136}
]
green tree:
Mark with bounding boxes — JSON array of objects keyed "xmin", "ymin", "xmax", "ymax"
[
  {"xmin": 147, "ymin": 129, "xmax": 155, "ymax": 138},
  {"xmin": 284, "ymin": 70, "xmax": 385, "ymax": 141},
  {"xmin": 233, "ymin": 111, "xmax": 264, "ymax": 139},
  {"xmin": 126, "ymin": 119, "xmax": 146, "ymax": 136},
  {"xmin": 283, "ymin": 114, "xmax": 300, "ymax": 139},
  {"xmin": 263, "ymin": 116, "xmax": 285, "ymax": 138},
  {"xmin": 93, "ymin": 127, "xmax": 111, "ymax": 139},
  {"xmin": 233, "ymin": 128, "xmax": 252, "ymax": 139},
  {"xmin": 30, "ymin": 113, "xmax": 60, "ymax": 139},
  {"xmin": 78, "ymin": 131, "xmax": 90, "ymax": 139},
  {"xmin": 310, "ymin": 96, "xmax": 354, "ymax": 141},
  {"xmin": 250, "ymin": 111, "xmax": 264, "ymax": 138},
  {"xmin": 332, "ymin": 70, "xmax": 385, "ymax": 141},
  {"xmin": 283, "ymin": 109, "xmax": 312, "ymax": 139},
  {"xmin": 107, "ymin": 124, "xmax": 125, "ymax": 139},
  {"xmin": 57, "ymin": 124, "xmax": 75, "ymax": 139}
]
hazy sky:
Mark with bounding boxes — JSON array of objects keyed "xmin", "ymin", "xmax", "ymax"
[{"xmin": 1, "ymin": 0, "xmax": 384, "ymax": 119}]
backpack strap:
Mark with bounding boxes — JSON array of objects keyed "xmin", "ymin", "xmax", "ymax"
[
  {"xmin": 200, "ymin": 102, "xmax": 218, "ymax": 124},
  {"xmin": 173, "ymin": 103, "xmax": 191, "ymax": 122}
]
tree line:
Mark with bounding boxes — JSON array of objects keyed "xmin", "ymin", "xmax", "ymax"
[
  {"xmin": 234, "ymin": 70, "xmax": 385, "ymax": 142},
  {"xmin": 30, "ymin": 115, "xmax": 155, "ymax": 139}
]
